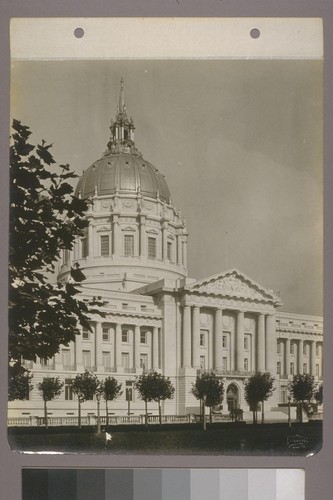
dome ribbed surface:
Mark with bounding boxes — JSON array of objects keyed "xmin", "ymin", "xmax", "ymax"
[{"xmin": 75, "ymin": 153, "xmax": 170, "ymax": 202}]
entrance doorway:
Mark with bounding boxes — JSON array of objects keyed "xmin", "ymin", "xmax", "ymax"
[{"xmin": 226, "ymin": 384, "xmax": 239, "ymax": 411}]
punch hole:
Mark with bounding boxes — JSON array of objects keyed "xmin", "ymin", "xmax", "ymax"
[
  {"xmin": 74, "ymin": 27, "xmax": 85, "ymax": 39},
  {"xmin": 250, "ymin": 28, "xmax": 260, "ymax": 39}
]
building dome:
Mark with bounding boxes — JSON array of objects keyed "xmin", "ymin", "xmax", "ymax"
[
  {"xmin": 59, "ymin": 78, "xmax": 188, "ymax": 292},
  {"xmin": 75, "ymin": 153, "xmax": 171, "ymax": 202}
]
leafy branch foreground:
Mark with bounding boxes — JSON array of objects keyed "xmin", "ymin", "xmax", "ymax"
[{"xmin": 9, "ymin": 120, "xmax": 104, "ymax": 399}]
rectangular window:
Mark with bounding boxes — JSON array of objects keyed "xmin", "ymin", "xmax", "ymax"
[
  {"xmin": 200, "ymin": 355, "xmax": 206, "ymax": 369},
  {"xmin": 124, "ymin": 234, "xmax": 134, "ymax": 257},
  {"xmin": 100, "ymin": 235, "xmax": 110, "ymax": 256},
  {"xmin": 140, "ymin": 330, "xmax": 147, "ymax": 344},
  {"xmin": 140, "ymin": 354, "xmax": 148, "ymax": 370},
  {"xmin": 122, "ymin": 329, "xmax": 129, "ymax": 343},
  {"xmin": 61, "ymin": 349, "xmax": 71, "ymax": 368},
  {"xmin": 81, "ymin": 236, "xmax": 88, "ymax": 258},
  {"xmin": 303, "ymin": 363, "xmax": 307, "ymax": 374},
  {"xmin": 102, "ymin": 327, "xmax": 110, "ymax": 342},
  {"xmin": 290, "ymin": 362, "xmax": 294, "ymax": 375},
  {"xmin": 277, "ymin": 361, "xmax": 281, "ymax": 375},
  {"xmin": 244, "ymin": 358, "xmax": 249, "ymax": 371},
  {"xmin": 122, "ymin": 352, "xmax": 130, "ymax": 369},
  {"xmin": 222, "ymin": 357, "xmax": 228, "ymax": 370},
  {"xmin": 244, "ymin": 337, "xmax": 249, "ymax": 350},
  {"xmin": 65, "ymin": 379, "xmax": 73, "ymax": 401},
  {"xmin": 82, "ymin": 327, "xmax": 90, "ymax": 340},
  {"xmin": 222, "ymin": 335, "xmax": 227, "ymax": 348},
  {"xmin": 167, "ymin": 241, "xmax": 172, "ymax": 261},
  {"xmin": 82, "ymin": 350, "xmax": 91, "ymax": 369},
  {"xmin": 148, "ymin": 237, "xmax": 156, "ymax": 259},
  {"xmin": 102, "ymin": 351, "xmax": 111, "ymax": 370},
  {"xmin": 277, "ymin": 342, "xmax": 281, "ymax": 354},
  {"xmin": 200, "ymin": 332, "xmax": 205, "ymax": 347}
]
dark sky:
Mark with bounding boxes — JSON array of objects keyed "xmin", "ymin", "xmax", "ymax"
[{"xmin": 11, "ymin": 59, "xmax": 323, "ymax": 315}]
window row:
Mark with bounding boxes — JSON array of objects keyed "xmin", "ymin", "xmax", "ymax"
[
  {"xmin": 200, "ymin": 356, "xmax": 250, "ymax": 372},
  {"xmin": 82, "ymin": 327, "xmax": 149, "ymax": 344},
  {"xmin": 277, "ymin": 361, "xmax": 321, "ymax": 376},
  {"xmin": 79, "ymin": 234, "xmax": 176, "ymax": 260},
  {"xmin": 199, "ymin": 331, "xmax": 250, "ymax": 351},
  {"xmin": 277, "ymin": 341, "xmax": 322, "ymax": 356}
]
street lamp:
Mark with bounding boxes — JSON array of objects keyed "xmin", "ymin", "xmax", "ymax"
[{"xmin": 288, "ymin": 394, "xmax": 292, "ymax": 428}]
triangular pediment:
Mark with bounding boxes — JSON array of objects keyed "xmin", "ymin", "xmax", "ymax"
[{"xmin": 187, "ymin": 268, "xmax": 281, "ymax": 305}]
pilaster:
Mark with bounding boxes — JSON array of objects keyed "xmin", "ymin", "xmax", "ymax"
[{"xmin": 214, "ymin": 308, "xmax": 223, "ymax": 370}]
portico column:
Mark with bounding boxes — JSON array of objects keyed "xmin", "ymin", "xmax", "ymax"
[
  {"xmin": 266, "ymin": 314, "xmax": 277, "ymax": 374},
  {"xmin": 192, "ymin": 306, "xmax": 200, "ymax": 368},
  {"xmin": 115, "ymin": 323, "xmax": 122, "ymax": 369},
  {"xmin": 257, "ymin": 313, "xmax": 266, "ymax": 371},
  {"xmin": 134, "ymin": 325, "xmax": 141, "ymax": 371},
  {"xmin": 236, "ymin": 311, "xmax": 244, "ymax": 371},
  {"xmin": 182, "ymin": 238, "xmax": 188, "ymax": 268},
  {"xmin": 153, "ymin": 327, "xmax": 159, "ymax": 369},
  {"xmin": 214, "ymin": 309, "xmax": 223, "ymax": 370},
  {"xmin": 285, "ymin": 338, "xmax": 290, "ymax": 377},
  {"xmin": 230, "ymin": 331, "xmax": 235, "ymax": 371},
  {"xmin": 310, "ymin": 340, "xmax": 316, "ymax": 376},
  {"xmin": 182, "ymin": 305, "xmax": 192, "ymax": 367},
  {"xmin": 162, "ymin": 222, "xmax": 168, "ymax": 261},
  {"xmin": 112, "ymin": 215, "xmax": 121, "ymax": 256},
  {"xmin": 95, "ymin": 322, "xmax": 103, "ymax": 371},
  {"xmin": 88, "ymin": 224, "xmax": 93, "ymax": 257},
  {"xmin": 140, "ymin": 215, "xmax": 146, "ymax": 257},
  {"xmin": 298, "ymin": 339, "xmax": 304, "ymax": 374},
  {"xmin": 177, "ymin": 235, "xmax": 182, "ymax": 265},
  {"xmin": 75, "ymin": 330, "xmax": 83, "ymax": 370}
]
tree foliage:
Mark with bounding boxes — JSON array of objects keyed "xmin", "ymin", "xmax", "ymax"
[
  {"xmin": 8, "ymin": 364, "xmax": 33, "ymax": 401},
  {"xmin": 37, "ymin": 377, "xmax": 64, "ymax": 402},
  {"xmin": 72, "ymin": 371, "xmax": 100, "ymax": 403},
  {"xmin": 244, "ymin": 372, "xmax": 275, "ymax": 406},
  {"xmin": 101, "ymin": 377, "xmax": 123, "ymax": 402},
  {"xmin": 134, "ymin": 372, "xmax": 175, "ymax": 403},
  {"xmin": 192, "ymin": 372, "xmax": 224, "ymax": 408},
  {"xmin": 9, "ymin": 120, "xmax": 104, "ymax": 388},
  {"xmin": 290, "ymin": 374, "xmax": 315, "ymax": 403}
]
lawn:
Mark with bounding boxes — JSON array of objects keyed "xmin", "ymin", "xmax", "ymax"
[{"xmin": 8, "ymin": 422, "xmax": 322, "ymax": 456}]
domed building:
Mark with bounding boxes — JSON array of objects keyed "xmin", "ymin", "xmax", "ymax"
[{"xmin": 9, "ymin": 80, "xmax": 323, "ymax": 424}]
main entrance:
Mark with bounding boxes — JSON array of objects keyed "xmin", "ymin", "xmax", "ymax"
[{"xmin": 226, "ymin": 384, "xmax": 239, "ymax": 411}]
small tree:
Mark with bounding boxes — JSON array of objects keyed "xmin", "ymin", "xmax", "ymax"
[
  {"xmin": 192, "ymin": 372, "xmax": 224, "ymax": 428},
  {"xmin": 8, "ymin": 364, "xmax": 33, "ymax": 402},
  {"xmin": 37, "ymin": 377, "xmax": 64, "ymax": 429},
  {"xmin": 72, "ymin": 371, "xmax": 100, "ymax": 428},
  {"xmin": 289, "ymin": 374, "xmax": 315, "ymax": 423},
  {"xmin": 244, "ymin": 372, "xmax": 275, "ymax": 424},
  {"xmin": 100, "ymin": 377, "xmax": 123, "ymax": 426},
  {"xmin": 134, "ymin": 372, "xmax": 175, "ymax": 426}
]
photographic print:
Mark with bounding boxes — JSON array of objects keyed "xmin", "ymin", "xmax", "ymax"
[{"xmin": 8, "ymin": 19, "xmax": 323, "ymax": 456}]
